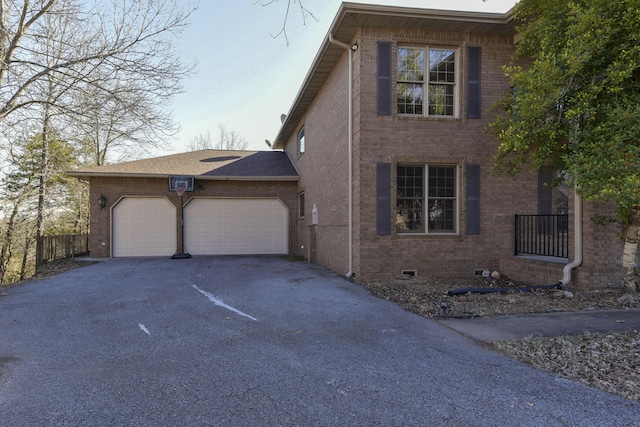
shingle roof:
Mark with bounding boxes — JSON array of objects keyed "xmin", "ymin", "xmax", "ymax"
[{"xmin": 67, "ymin": 150, "xmax": 299, "ymax": 181}]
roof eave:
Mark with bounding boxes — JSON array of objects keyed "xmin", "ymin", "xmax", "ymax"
[
  {"xmin": 195, "ymin": 176, "xmax": 299, "ymax": 182},
  {"xmin": 66, "ymin": 171, "xmax": 299, "ymax": 182}
]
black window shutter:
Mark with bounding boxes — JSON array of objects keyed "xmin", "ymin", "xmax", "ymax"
[
  {"xmin": 377, "ymin": 41, "xmax": 392, "ymax": 116},
  {"xmin": 466, "ymin": 164, "xmax": 481, "ymax": 234},
  {"xmin": 538, "ymin": 167, "xmax": 554, "ymax": 215},
  {"xmin": 376, "ymin": 162, "xmax": 392, "ymax": 235},
  {"xmin": 538, "ymin": 167, "xmax": 554, "ymax": 234},
  {"xmin": 467, "ymin": 46, "xmax": 481, "ymax": 119}
]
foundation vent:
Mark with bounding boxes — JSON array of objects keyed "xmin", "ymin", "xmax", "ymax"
[{"xmin": 474, "ymin": 269, "xmax": 490, "ymax": 278}]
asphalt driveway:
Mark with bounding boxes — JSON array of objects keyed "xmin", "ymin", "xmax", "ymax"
[{"xmin": 1, "ymin": 256, "xmax": 638, "ymax": 426}]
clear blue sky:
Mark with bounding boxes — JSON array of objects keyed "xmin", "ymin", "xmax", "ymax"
[{"xmin": 167, "ymin": 0, "xmax": 518, "ymax": 154}]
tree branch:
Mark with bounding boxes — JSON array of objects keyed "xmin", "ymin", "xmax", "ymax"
[{"xmin": 255, "ymin": 0, "xmax": 318, "ymax": 46}]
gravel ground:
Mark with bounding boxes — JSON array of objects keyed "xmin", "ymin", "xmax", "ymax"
[
  {"xmin": 364, "ymin": 275, "xmax": 640, "ymax": 403},
  {"xmin": 364, "ymin": 275, "xmax": 640, "ymax": 319},
  {"xmin": 490, "ymin": 332, "xmax": 640, "ymax": 402}
]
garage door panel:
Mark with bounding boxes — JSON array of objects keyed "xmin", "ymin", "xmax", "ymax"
[
  {"xmin": 112, "ymin": 197, "xmax": 176, "ymax": 257},
  {"xmin": 184, "ymin": 198, "xmax": 288, "ymax": 255}
]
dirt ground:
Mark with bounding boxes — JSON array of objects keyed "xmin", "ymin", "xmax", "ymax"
[
  {"xmin": 364, "ymin": 275, "xmax": 640, "ymax": 319},
  {"xmin": 3, "ymin": 260, "xmax": 639, "ymax": 403},
  {"xmin": 365, "ymin": 274, "xmax": 640, "ymax": 403}
]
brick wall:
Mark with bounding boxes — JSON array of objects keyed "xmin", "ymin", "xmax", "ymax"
[
  {"xmin": 285, "ymin": 46, "xmax": 353, "ymax": 276},
  {"xmin": 573, "ymin": 200, "xmax": 623, "ymax": 289},
  {"xmin": 88, "ymin": 176, "xmax": 297, "ymax": 257},
  {"xmin": 499, "ymin": 257, "xmax": 565, "ymax": 286},
  {"xmin": 353, "ymin": 27, "xmax": 542, "ymax": 283}
]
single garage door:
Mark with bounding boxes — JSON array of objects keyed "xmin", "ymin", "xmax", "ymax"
[
  {"xmin": 184, "ymin": 198, "xmax": 288, "ymax": 255},
  {"xmin": 112, "ymin": 197, "xmax": 177, "ymax": 257}
]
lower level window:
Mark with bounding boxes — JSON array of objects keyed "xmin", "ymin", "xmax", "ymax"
[{"xmin": 396, "ymin": 165, "xmax": 457, "ymax": 233}]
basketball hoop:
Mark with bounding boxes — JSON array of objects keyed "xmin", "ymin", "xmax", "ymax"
[
  {"xmin": 173, "ymin": 179, "xmax": 188, "ymax": 198},
  {"xmin": 169, "ymin": 175, "xmax": 192, "ymax": 259},
  {"xmin": 175, "ymin": 185, "xmax": 186, "ymax": 198}
]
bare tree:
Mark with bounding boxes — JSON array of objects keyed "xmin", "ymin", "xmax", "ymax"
[
  {"xmin": 187, "ymin": 124, "xmax": 250, "ymax": 151},
  {"xmin": 69, "ymin": 70, "xmax": 180, "ymax": 165},
  {"xmin": 0, "ymin": 0, "xmax": 195, "ymax": 151},
  {"xmin": 187, "ymin": 129, "xmax": 214, "ymax": 151},
  {"xmin": 255, "ymin": 0, "xmax": 318, "ymax": 45}
]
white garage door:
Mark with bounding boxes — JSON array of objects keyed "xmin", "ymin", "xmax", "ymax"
[
  {"xmin": 112, "ymin": 197, "xmax": 177, "ymax": 257},
  {"xmin": 184, "ymin": 198, "xmax": 288, "ymax": 255}
]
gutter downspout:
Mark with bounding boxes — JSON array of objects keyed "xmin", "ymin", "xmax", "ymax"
[
  {"xmin": 560, "ymin": 187, "xmax": 582, "ymax": 287},
  {"xmin": 328, "ymin": 33, "xmax": 355, "ymax": 278}
]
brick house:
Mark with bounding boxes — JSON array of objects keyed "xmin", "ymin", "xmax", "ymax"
[
  {"xmin": 69, "ymin": 3, "xmax": 623, "ymax": 290},
  {"xmin": 272, "ymin": 3, "xmax": 622, "ymax": 289}
]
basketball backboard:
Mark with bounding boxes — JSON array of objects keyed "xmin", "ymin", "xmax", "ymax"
[{"xmin": 168, "ymin": 175, "xmax": 194, "ymax": 192}]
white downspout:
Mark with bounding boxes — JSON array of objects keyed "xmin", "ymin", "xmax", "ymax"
[
  {"xmin": 560, "ymin": 188, "xmax": 582, "ymax": 287},
  {"xmin": 328, "ymin": 33, "xmax": 355, "ymax": 278}
]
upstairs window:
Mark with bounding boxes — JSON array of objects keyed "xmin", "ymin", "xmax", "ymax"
[
  {"xmin": 397, "ymin": 47, "xmax": 457, "ymax": 117},
  {"xmin": 298, "ymin": 127, "xmax": 305, "ymax": 155}
]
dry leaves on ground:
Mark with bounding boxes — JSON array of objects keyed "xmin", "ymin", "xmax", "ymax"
[
  {"xmin": 364, "ymin": 275, "xmax": 640, "ymax": 403},
  {"xmin": 0, "ymin": 258, "xmax": 98, "ymax": 291},
  {"xmin": 364, "ymin": 276, "xmax": 640, "ymax": 319},
  {"xmin": 489, "ymin": 332, "xmax": 640, "ymax": 402}
]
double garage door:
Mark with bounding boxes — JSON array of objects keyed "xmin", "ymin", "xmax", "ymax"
[{"xmin": 112, "ymin": 197, "xmax": 288, "ymax": 257}]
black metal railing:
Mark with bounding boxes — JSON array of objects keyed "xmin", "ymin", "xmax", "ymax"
[
  {"xmin": 514, "ymin": 214, "xmax": 568, "ymax": 258},
  {"xmin": 36, "ymin": 234, "xmax": 89, "ymax": 266}
]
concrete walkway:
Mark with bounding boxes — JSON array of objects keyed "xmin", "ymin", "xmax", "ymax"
[{"xmin": 439, "ymin": 308, "xmax": 640, "ymax": 341}]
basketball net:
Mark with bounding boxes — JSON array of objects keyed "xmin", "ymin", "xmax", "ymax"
[{"xmin": 175, "ymin": 185, "xmax": 186, "ymax": 197}]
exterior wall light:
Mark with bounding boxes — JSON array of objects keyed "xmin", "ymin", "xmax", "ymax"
[
  {"xmin": 98, "ymin": 194, "xmax": 107, "ymax": 209},
  {"xmin": 351, "ymin": 42, "xmax": 359, "ymax": 51}
]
